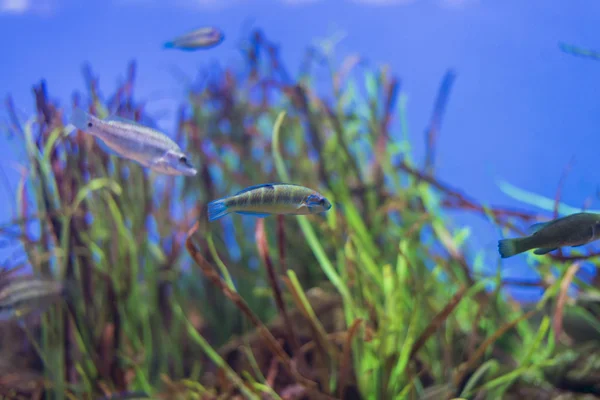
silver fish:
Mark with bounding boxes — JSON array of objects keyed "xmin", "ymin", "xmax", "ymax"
[
  {"xmin": 70, "ymin": 108, "xmax": 197, "ymax": 176},
  {"xmin": 0, "ymin": 275, "xmax": 66, "ymax": 321},
  {"xmin": 164, "ymin": 27, "xmax": 225, "ymax": 51},
  {"xmin": 207, "ymin": 183, "xmax": 332, "ymax": 222}
]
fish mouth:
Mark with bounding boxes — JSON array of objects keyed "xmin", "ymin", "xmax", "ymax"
[
  {"xmin": 183, "ymin": 159, "xmax": 195, "ymax": 169},
  {"xmin": 178, "ymin": 157, "xmax": 197, "ymax": 176},
  {"xmin": 181, "ymin": 167, "xmax": 198, "ymax": 176}
]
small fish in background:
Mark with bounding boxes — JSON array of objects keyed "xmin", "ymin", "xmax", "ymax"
[
  {"xmin": 163, "ymin": 27, "xmax": 225, "ymax": 51},
  {"xmin": 498, "ymin": 212, "xmax": 600, "ymax": 258},
  {"xmin": 558, "ymin": 42, "xmax": 600, "ymax": 61},
  {"xmin": 207, "ymin": 183, "xmax": 332, "ymax": 222},
  {"xmin": 70, "ymin": 108, "xmax": 197, "ymax": 176},
  {"xmin": 0, "ymin": 275, "xmax": 67, "ymax": 322}
]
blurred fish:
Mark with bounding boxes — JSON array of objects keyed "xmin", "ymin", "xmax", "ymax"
[
  {"xmin": 163, "ymin": 27, "xmax": 225, "ymax": 51},
  {"xmin": 0, "ymin": 275, "xmax": 66, "ymax": 322},
  {"xmin": 498, "ymin": 212, "xmax": 600, "ymax": 258},
  {"xmin": 70, "ymin": 108, "xmax": 197, "ymax": 176},
  {"xmin": 207, "ymin": 183, "xmax": 332, "ymax": 222},
  {"xmin": 559, "ymin": 42, "xmax": 600, "ymax": 61}
]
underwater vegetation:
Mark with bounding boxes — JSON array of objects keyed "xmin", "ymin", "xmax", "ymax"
[{"xmin": 1, "ymin": 28, "xmax": 600, "ymax": 400}]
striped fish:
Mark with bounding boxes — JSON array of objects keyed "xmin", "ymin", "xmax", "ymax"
[
  {"xmin": 163, "ymin": 27, "xmax": 225, "ymax": 51},
  {"xmin": 70, "ymin": 108, "xmax": 197, "ymax": 176},
  {"xmin": 0, "ymin": 275, "xmax": 66, "ymax": 321},
  {"xmin": 207, "ymin": 183, "xmax": 332, "ymax": 222}
]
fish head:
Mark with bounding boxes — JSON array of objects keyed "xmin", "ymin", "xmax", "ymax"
[
  {"xmin": 304, "ymin": 193, "xmax": 332, "ymax": 214},
  {"xmin": 198, "ymin": 27, "xmax": 225, "ymax": 46},
  {"xmin": 153, "ymin": 151, "xmax": 198, "ymax": 176},
  {"xmin": 209, "ymin": 28, "xmax": 225, "ymax": 45},
  {"xmin": 175, "ymin": 27, "xmax": 225, "ymax": 50}
]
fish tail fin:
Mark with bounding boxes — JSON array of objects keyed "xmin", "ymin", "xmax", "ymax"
[
  {"xmin": 498, "ymin": 238, "xmax": 529, "ymax": 258},
  {"xmin": 207, "ymin": 199, "xmax": 229, "ymax": 222},
  {"xmin": 70, "ymin": 108, "xmax": 92, "ymax": 132}
]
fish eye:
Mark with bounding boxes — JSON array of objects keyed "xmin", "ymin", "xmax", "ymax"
[
  {"xmin": 319, "ymin": 199, "xmax": 325, "ymax": 205},
  {"xmin": 179, "ymin": 156, "xmax": 187, "ymax": 163},
  {"xmin": 87, "ymin": 122, "xmax": 92, "ymax": 127}
]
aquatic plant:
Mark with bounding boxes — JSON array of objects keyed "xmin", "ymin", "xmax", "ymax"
[{"xmin": 1, "ymin": 28, "xmax": 599, "ymax": 400}]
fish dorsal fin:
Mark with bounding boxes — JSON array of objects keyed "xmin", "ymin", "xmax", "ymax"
[
  {"xmin": 235, "ymin": 183, "xmax": 277, "ymax": 195},
  {"xmin": 105, "ymin": 115, "xmax": 146, "ymax": 127},
  {"xmin": 528, "ymin": 221, "xmax": 551, "ymax": 235}
]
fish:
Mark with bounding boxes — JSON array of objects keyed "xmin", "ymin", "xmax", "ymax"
[
  {"xmin": 498, "ymin": 212, "xmax": 600, "ymax": 258},
  {"xmin": 0, "ymin": 275, "xmax": 67, "ymax": 322},
  {"xmin": 559, "ymin": 42, "xmax": 600, "ymax": 61},
  {"xmin": 163, "ymin": 27, "xmax": 225, "ymax": 51},
  {"xmin": 207, "ymin": 183, "xmax": 332, "ymax": 222},
  {"xmin": 70, "ymin": 108, "xmax": 197, "ymax": 176}
]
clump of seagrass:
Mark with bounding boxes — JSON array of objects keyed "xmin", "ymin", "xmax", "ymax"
[{"xmin": 1, "ymin": 27, "xmax": 600, "ymax": 400}]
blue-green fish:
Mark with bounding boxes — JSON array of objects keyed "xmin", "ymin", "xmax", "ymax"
[
  {"xmin": 70, "ymin": 108, "xmax": 197, "ymax": 176},
  {"xmin": 207, "ymin": 183, "xmax": 332, "ymax": 222},
  {"xmin": 0, "ymin": 275, "xmax": 66, "ymax": 321},
  {"xmin": 164, "ymin": 27, "xmax": 225, "ymax": 51},
  {"xmin": 498, "ymin": 212, "xmax": 600, "ymax": 258}
]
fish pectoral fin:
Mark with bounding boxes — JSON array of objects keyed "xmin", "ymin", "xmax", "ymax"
[
  {"xmin": 235, "ymin": 211, "xmax": 270, "ymax": 218},
  {"xmin": 14, "ymin": 306, "xmax": 32, "ymax": 319},
  {"xmin": 296, "ymin": 203, "xmax": 309, "ymax": 212},
  {"xmin": 147, "ymin": 159, "xmax": 162, "ymax": 169},
  {"xmin": 148, "ymin": 152, "xmax": 170, "ymax": 168},
  {"xmin": 533, "ymin": 247, "xmax": 558, "ymax": 255}
]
